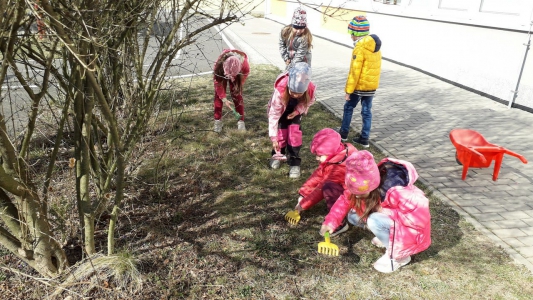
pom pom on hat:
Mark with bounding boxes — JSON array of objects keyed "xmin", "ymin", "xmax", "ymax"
[
  {"xmin": 348, "ymin": 15, "xmax": 370, "ymax": 37},
  {"xmin": 288, "ymin": 62, "xmax": 312, "ymax": 93},
  {"xmin": 292, "ymin": 7, "xmax": 307, "ymax": 29},
  {"xmin": 345, "ymin": 150, "xmax": 380, "ymax": 195},
  {"xmin": 223, "ymin": 55, "xmax": 242, "ymax": 82},
  {"xmin": 310, "ymin": 128, "xmax": 345, "ymax": 157}
]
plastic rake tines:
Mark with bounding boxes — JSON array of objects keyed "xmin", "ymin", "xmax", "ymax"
[
  {"xmin": 318, "ymin": 232, "xmax": 339, "ymax": 256},
  {"xmin": 284, "ymin": 210, "xmax": 301, "ymax": 225}
]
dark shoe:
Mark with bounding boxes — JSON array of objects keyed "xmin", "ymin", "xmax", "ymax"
[
  {"xmin": 333, "ymin": 127, "xmax": 348, "ymax": 142},
  {"xmin": 329, "ymin": 221, "xmax": 349, "ymax": 237},
  {"xmin": 353, "ymin": 136, "xmax": 369, "ymax": 148}
]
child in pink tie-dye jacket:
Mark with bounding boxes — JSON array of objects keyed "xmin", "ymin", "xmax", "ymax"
[{"xmin": 320, "ymin": 150, "xmax": 431, "ymax": 273}]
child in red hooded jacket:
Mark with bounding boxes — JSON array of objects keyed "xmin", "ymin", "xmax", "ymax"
[{"xmin": 289, "ymin": 128, "xmax": 357, "ymax": 236}]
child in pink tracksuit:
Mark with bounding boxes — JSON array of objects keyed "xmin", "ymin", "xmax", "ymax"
[
  {"xmin": 267, "ymin": 62, "xmax": 316, "ymax": 179},
  {"xmin": 291, "ymin": 128, "xmax": 357, "ymax": 236},
  {"xmin": 320, "ymin": 150, "xmax": 431, "ymax": 273},
  {"xmin": 213, "ymin": 49, "xmax": 250, "ymax": 133}
]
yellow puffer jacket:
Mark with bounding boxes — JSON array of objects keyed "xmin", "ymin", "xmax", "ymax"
[{"xmin": 345, "ymin": 34, "xmax": 382, "ymax": 94}]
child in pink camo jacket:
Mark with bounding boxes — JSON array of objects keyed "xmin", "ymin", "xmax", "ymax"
[
  {"xmin": 292, "ymin": 128, "xmax": 357, "ymax": 236},
  {"xmin": 320, "ymin": 150, "xmax": 431, "ymax": 273},
  {"xmin": 267, "ymin": 62, "xmax": 315, "ymax": 179}
]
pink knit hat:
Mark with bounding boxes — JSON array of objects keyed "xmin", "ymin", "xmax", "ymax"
[
  {"xmin": 345, "ymin": 150, "xmax": 380, "ymax": 195},
  {"xmin": 310, "ymin": 128, "xmax": 345, "ymax": 157},
  {"xmin": 223, "ymin": 56, "xmax": 242, "ymax": 82},
  {"xmin": 291, "ymin": 7, "xmax": 307, "ymax": 29}
]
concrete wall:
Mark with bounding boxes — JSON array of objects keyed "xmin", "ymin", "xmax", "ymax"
[{"xmin": 265, "ymin": 0, "xmax": 533, "ymax": 111}]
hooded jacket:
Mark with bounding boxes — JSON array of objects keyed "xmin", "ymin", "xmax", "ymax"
[
  {"xmin": 323, "ymin": 157, "xmax": 431, "ymax": 259},
  {"xmin": 213, "ymin": 49, "xmax": 250, "ymax": 100},
  {"xmin": 345, "ymin": 34, "xmax": 382, "ymax": 95},
  {"xmin": 299, "ymin": 144, "xmax": 358, "ymax": 209},
  {"xmin": 267, "ymin": 72, "xmax": 316, "ymax": 141}
]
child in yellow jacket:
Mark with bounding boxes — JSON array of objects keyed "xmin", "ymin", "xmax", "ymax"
[{"xmin": 335, "ymin": 16, "xmax": 382, "ymax": 148}]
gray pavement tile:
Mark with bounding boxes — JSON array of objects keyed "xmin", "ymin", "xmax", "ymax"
[
  {"xmin": 462, "ymin": 206, "xmax": 482, "ymax": 214},
  {"xmin": 479, "ymin": 221, "xmax": 502, "ymax": 230},
  {"xmin": 491, "ymin": 228, "xmax": 528, "ymax": 238},
  {"xmin": 493, "ymin": 219, "xmax": 530, "ymax": 229},
  {"xmin": 518, "ymin": 236, "xmax": 533, "ymax": 247},
  {"xmin": 472, "ymin": 213, "xmax": 504, "ymax": 222},
  {"xmin": 500, "ymin": 204, "xmax": 533, "ymax": 212},
  {"xmin": 504, "ymin": 237, "xmax": 526, "ymax": 248},
  {"xmin": 477, "ymin": 205, "xmax": 509, "ymax": 213},
  {"xmin": 520, "ymin": 227, "xmax": 533, "ymax": 235},
  {"xmin": 515, "ymin": 246, "xmax": 533, "ymax": 258}
]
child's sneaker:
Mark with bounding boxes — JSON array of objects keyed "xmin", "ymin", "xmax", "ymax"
[
  {"xmin": 353, "ymin": 136, "xmax": 369, "ymax": 148},
  {"xmin": 289, "ymin": 166, "xmax": 301, "ymax": 178},
  {"xmin": 371, "ymin": 237, "xmax": 385, "ymax": 248},
  {"xmin": 329, "ymin": 221, "xmax": 349, "ymax": 237},
  {"xmin": 333, "ymin": 127, "xmax": 348, "ymax": 142},
  {"xmin": 237, "ymin": 120, "xmax": 246, "ymax": 131},
  {"xmin": 214, "ymin": 120, "xmax": 222, "ymax": 133},
  {"xmin": 269, "ymin": 159, "xmax": 281, "ymax": 169},
  {"xmin": 373, "ymin": 253, "xmax": 411, "ymax": 273}
]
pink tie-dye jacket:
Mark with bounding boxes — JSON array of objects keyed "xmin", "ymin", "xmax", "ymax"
[
  {"xmin": 323, "ymin": 157, "xmax": 431, "ymax": 259},
  {"xmin": 267, "ymin": 72, "xmax": 316, "ymax": 142}
]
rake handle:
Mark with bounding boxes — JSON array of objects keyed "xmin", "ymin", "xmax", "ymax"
[{"xmin": 324, "ymin": 232, "xmax": 331, "ymax": 243}]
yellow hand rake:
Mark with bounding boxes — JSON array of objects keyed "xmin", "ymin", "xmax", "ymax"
[
  {"xmin": 318, "ymin": 232, "xmax": 339, "ymax": 256},
  {"xmin": 284, "ymin": 210, "xmax": 300, "ymax": 225}
]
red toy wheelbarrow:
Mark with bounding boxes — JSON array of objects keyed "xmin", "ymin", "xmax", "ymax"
[{"xmin": 449, "ymin": 129, "xmax": 528, "ymax": 181}]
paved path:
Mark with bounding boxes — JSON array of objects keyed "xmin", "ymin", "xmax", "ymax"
[{"xmin": 224, "ymin": 17, "xmax": 533, "ymax": 273}]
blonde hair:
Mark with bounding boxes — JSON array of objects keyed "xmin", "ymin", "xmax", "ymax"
[{"xmin": 281, "ymin": 25, "xmax": 313, "ymax": 50}]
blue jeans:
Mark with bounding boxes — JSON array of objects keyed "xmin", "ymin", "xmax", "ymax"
[
  {"xmin": 339, "ymin": 94, "xmax": 373, "ymax": 140},
  {"xmin": 347, "ymin": 210, "xmax": 392, "ymax": 249}
]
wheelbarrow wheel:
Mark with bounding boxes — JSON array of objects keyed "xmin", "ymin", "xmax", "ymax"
[{"xmin": 455, "ymin": 152, "xmax": 462, "ymax": 166}]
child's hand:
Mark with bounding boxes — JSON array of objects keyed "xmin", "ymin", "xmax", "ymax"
[
  {"xmin": 285, "ymin": 59, "xmax": 291, "ymax": 65},
  {"xmin": 287, "ymin": 111, "xmax": 299, "ymax": 119},
  {"xmin": 319, "ymin": 224, "xmax": 334, "ymax": 236},
  {"xmin": 272, "ymin": 141, "xmax": 280, "ymax": 152},
  {"xmin": 294, "ymin": 203, "xmax": 303, "ymax": 213},
  {"xmin": 345, "ymin": 93, "xmax": 350, "ymax": 101}
]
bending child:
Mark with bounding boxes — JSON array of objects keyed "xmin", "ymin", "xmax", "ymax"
[
  {"xmin": 267, "ymin": 62, "xmax": 316, "ymax": 179},
  {"xmin": 320, "ymin": 150, "xmax": 431, "ymax": 273},
  {"xmin": 279, "ymin": 7, "xmax": 313, "ymax": 70},
  {"xmin": 287, "ymin": 128, "xmax": 357, "ymax": 236},
  {"xmin": 213, "ymin": 49, "xmax": 250, "ymax": 133}
]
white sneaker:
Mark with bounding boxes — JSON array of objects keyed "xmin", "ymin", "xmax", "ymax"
[
  {"xmin": 373, "ymin": 253, "xmax": 411, "ymax": 273},
  {"xmin": 269, "ymin": 159, "xmax": 281, "ymax": 169},
  {"xmin": 289, "ymin": 166, "xmax": 301, "ymax": 178},
  {"xmin": 237, "ymin": 120, "xmax": 246, "ymax": 131},
  {"xmin": 371, "ymin": 237, "xmax": 385, "ymax": 248},
  {"xmin": 214, "ymin": 120, "xmax": 222, "ymax": 133}
]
